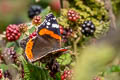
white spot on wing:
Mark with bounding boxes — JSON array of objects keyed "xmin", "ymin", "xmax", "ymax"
[
  {"xmin": 47, "ymin": 22, "xmax": 51, "ymax": 25},
  {"xmin": 52, "ymin": 24, "xmax": 59, "ymax": 28},
  {"xmin": 53, "ymin": 18, "xmax": 56, "ymax": 20},
  {"xmin": 46, "ymin": 26, "xmax": 49, "ymax": 28}
]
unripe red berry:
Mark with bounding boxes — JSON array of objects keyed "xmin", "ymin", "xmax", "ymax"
[
  {"xmin": 61, "ymin": 70, "xmax": 72, "ymax": 80},
  {"xmin": 60, "ymin": 25, "xmax": 64, "ymax": 34},
  {"xmin": 32, "ymin": 16, "xmax": 41, "ymax": 26},
  {"xmin": 18, "ymin": 23, "xmax": 28, "ymax": 33},
  {"xmin": 29, "ymin": 32, "xmax": 37, "ymax": 38},
  {"xmin": 6, "ymin": 24, "xmax": 21, "ymax": 41},
  {"xmin": 0, "ymin": 73, "xmax": 2, "ymax": 79},
  {"xmin": 67, "ymin": 10, "xmax": 80, "ymax": 22}
]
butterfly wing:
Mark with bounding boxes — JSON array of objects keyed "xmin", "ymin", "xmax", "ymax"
[
  {"xmin": 37, "ymin": 13, "xmax": 61, "ymax": 42},
  {"xmin": 20, "ymin": 13, "xmax": 68, "ymax": 62}
]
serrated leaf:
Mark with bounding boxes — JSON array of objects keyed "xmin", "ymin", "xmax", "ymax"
[
  {"xmin": 21, "ymin": 57, "xmax": 53, "ymax": 80},
  {"xmin": 57, "ymin": 53, "xmax": 72, "ymax": 66}
]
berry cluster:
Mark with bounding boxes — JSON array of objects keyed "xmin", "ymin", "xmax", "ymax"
[
  {"xmin": 61, "ymin": 70, "xmax": 72, "ymax": 80},
  {"xmin": 81, "ymin": 20, "xmax": 96, "ymax": 37},
  {"xmin": 4, "ymin": 70, "xmax": 11, "ymax": 79},
  {"xmin": 6, "ymin": 24, "xmax": 21, "ymax": 41},
  {"xmin": 7, "ymin": 47, "xmax": 17, "ymax": 63},
  {"xmin": 60, "ymin": 25, "xmax": 73, "ymax": 43},
  {"xmin": 67, "ymin": 10, "xmax": 80, "ymax": 22},
  {"xmin": 32, "ymin": 16, "xmax": 41, "ymax": 26},
  {"xmin": 28, "ymin": 5, "xmax": 42, "ymax": 19},
  {"xmin": 29, "ymin": 32, "xmax": 37, "ymax": 38},
  {"xmin": 18, "ymin": 23, "xmax": 28, "ymax": 33},
  {"xmin": 0, "ymin": 69, "xmax": 2, "ymax": 79}
]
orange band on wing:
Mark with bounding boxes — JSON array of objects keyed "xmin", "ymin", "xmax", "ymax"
[
  {"xmin": 25, "ymin": 39, "xmax": 34, "ymax": 60},
  {"xmin": 39, "ymin": 28, "xmax": 61, "ymax": 40}
]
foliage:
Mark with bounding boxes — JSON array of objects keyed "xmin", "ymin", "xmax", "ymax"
[{"xmin": 112, "ymin": 0, "xmax": 120, "ymax": 15}]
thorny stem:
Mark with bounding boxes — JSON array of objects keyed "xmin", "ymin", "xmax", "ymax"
[
  {"xmin": 104, "ymin": 0, "xmax": 116, "ymax": 33},
  {"xmin": 73, "ymin": 37, "xmax": 81, "ymax": 55},
  {"xmin": 60, "ymin": 0, "xmax": 63, "ymax": 8}
]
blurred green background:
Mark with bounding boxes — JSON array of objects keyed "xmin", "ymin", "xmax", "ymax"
[{"xmin": 0, "ymin": 0, "xmax": 53, "ymax": 33}]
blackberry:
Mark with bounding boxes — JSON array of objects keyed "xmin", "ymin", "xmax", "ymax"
[
  {"xmin": 29, "ymin": 31, "xmax": 37, "ymax": 38},
  {"xmin": 60, "ymin": 26, "xmax": 73, "ymax": 43},
  {"xmin": 7, "ymin": 47, "xmax": 17, "ymax": 63},
  {"xmin": 81, "ymin": 20, "xmax": 96, "ymax": 37},
  {"xmin": 0, "ymin": 73, "xmax": 2, "ymax": 79},
  {"xmin": 28, "ymin": 5, "xmax": 42, "ymax": 19},
  {"xmin": 61, "ymin": 70, "xmax": 72, "ymax": 80},
  {"xmin": 4, "ymin": 70, "xmax": 11, "ymax": 79},
  {"xmin": 18, "ymin": 23, "xmax": 28, "ymax": 33},
  {"xmin": 0, "ymin": 69, "xmax": 2, "ymax": 79},
  {"xmin": 93, "ymin": 76, "xmax": 104, "ymax": 80},
  {"xmin": 60, "ymin": 25, "xmax": 64, "ymax": 34},
  {"xmin": 67, "ymin": 10, "xmax": 80, "ymax": 22},
  {"xmin": 6, "ymin": 24, "xmax": 21, "ymax": 41},
  {"xmin": 32, "ymin": 16, "xmax": 41, "ymax": 26}
]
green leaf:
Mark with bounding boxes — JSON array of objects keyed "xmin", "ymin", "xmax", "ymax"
[
  {"xmin": 28, "ymin": 26, "xmax": 36, "ymax": 34},
  {"xmin": 57, "ymin": 53, "xmax": 72, "ymax": 66},
  {"xmin": 0, "ymin": 64, "xmax": 8, "ymax": 71},
  {"xmin": 15, "ymin": 47, "xmax": 23, "ymax": 55},
  {"xmin": 40, "ymin": 7, "xmax": 51, "ymax": 19},
  {"xmin": 56, "ymin": 72, "xmax": 61, "ymax": 80},
  {"xmin": 21, "ymin": 57, "xmax": 53, "ymax": 80},
  {"xmin": 6, "ymin": 42, "xmax": 16, "ymax": 48}
]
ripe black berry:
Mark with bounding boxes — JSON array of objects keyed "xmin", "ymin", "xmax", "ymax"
[
  {"xmin": 6, "ymin": 24, "xmax": 21, "ymax": 41},
  {"xmin": 81, "ymin": 20, "xmax": 96, "ymax": 37},
  {"xmin": 28, "ymin": 5, "xmax": 42, "ymax": 19},
  {"xmin": 67, "ymin": 10, "xmax": 80, "ymax": 22}
]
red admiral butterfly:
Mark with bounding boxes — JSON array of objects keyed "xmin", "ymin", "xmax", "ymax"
[{"xmin": 20, "ymin": 13, "xmax": 68, "ymax": 62}]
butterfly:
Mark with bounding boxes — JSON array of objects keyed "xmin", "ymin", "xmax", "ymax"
[{"xmin": 20, "ymin": 13, "xmax": 68, "ymax": 63}]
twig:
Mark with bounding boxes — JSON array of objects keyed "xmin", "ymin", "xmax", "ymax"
[
  {"xmin": 73, "ymin": 37, "xmax": 81, "ymax": 54},
  {"xmin": 104, "ymin": 0, "xmax": 116, "ymax": 33},
  {"xmin": 60, "ymin": 0, "xmax": 63, "ymax": 8}
]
